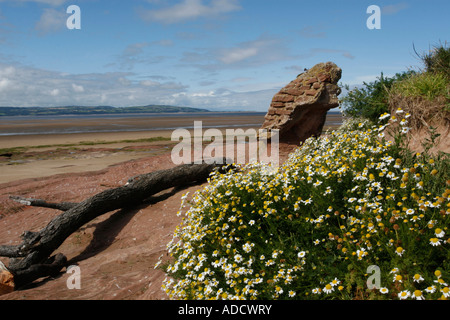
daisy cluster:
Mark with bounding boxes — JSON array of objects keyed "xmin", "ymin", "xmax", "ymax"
[{"xmin": 159, "ymin": 111, "xmax": 449, "ymax": 300}]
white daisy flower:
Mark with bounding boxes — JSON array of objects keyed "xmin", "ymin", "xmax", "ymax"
[{"xmin": 398, "ymin": 290, "xmax": 410, "ymax": 300}]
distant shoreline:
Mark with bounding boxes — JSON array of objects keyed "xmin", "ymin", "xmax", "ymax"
[
  {"xmin": 0, "ymin": 105, "xmax": 210, "ymax": 117},
  {"xmin": 0, "ymin": 111, "xmax": 267, "ymax": 121}
]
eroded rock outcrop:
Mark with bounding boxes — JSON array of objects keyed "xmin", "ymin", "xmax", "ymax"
[
  {"xmin": 260, "ymin": 62, "xmax": 342, "ymax": 145},
  {"xmin": 0, "ymin": 262, "xmax": 14, "ymax": 295}
]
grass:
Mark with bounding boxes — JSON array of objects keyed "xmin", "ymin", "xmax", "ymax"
[
  {"xmin": 390, "ymin": 72, "xmax": 449, "ymax": 102},
  {"xmin": 415, "ymin": 41, "xmax": 450, "ymax": 79},
  {"xmin": 158, "ymin": 112, "xmax": 449, "ymax": 300},
  {"xmin": 388, "ymin": 72, "xmax": 449, "ymax": 130}
]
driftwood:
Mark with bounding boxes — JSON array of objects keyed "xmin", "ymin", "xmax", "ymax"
[
  {"xmin": 0, "ymin": 159, "xmax": 231, "ymax": 289},
  {"xmin": 9, "ymin": 196, "xmax": 76, "ymax": 211}
]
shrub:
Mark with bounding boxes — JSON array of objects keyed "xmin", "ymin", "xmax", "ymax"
[
  {"xmin": 159, "ymin": 113, "xmax": 449, "ymax": 300},
  {"xmin": 388, "ymin": 72, "xmax": 450, "ymax": 130},
  {"xmin": 389, "ymin": 72, "xmax": 450, "ymax": 129},
  {"xmin": 390, "ymin": 72, "xmax": 449, "ymax": 102},
  {"xmin": 416, "ymin": 41, "xmax": 450, "ymax": 79},
  {"xmin": 341, "ymin": 72, "xmax": 414, "ymax": 123}
]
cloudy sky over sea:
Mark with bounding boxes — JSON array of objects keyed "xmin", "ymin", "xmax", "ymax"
[{"xmin": 0, "ymin": 0, "xmax": 448, "ymax": 111}]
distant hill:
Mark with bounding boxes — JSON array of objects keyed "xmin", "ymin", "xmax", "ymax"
[{"xmin": 0, "ymin": 105, "xmax": 210, "ymax": 117}]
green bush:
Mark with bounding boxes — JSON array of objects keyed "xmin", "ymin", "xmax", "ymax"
[
  {"xmin": 417, "ymin": 42, "xmax": 450, "ymax": 79},
  {"xmin": 159, "ymin": 113, "xmax": 449, "ymax": 300},
  {"xmin": 341, "ymin": 72, "xmax": 414, "ymax": 122},
  {"xmin": 391, "ymin": 72, "xmax": 449, "ymax": 102},
  {"xmin": 388, "ymin": 70, "xmax": 450, "ymax": 129}
]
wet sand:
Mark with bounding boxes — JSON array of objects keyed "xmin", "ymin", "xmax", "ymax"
[
  {"xmin": 0, "ymin": 113, "xmax": 266, "ymax": 142},
  {"xmin": 0, "ymin": 112, "xmax": 342, "ymax": 148},
  {"xmin": 0, "ymin": 129, "xmax": 175, "ymax": 149},
  {"xmin": 0, "ymin": 113, "xmax": 342, "ymax": 184}
]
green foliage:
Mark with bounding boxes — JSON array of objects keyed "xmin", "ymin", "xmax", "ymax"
[
  {"xmin": 341, "ymin": 42, "xmax": 450, "ymax": 123},
  {"xmin": 159, "ymin": 114, "xmax": 450, "ymax": 300},
  {"xmin": 390, "ymin": 72, "xmax": 450, "ymax": 102},
  {"xmin": 340, "ymin": 71, "xmax": 414, "ymax": 122},
  {"xmin": 416, "ymin": 41, "xmax": 450, "ymax": 79}
]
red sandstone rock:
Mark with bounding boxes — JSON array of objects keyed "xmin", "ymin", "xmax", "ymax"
[
  {"xmin": 260, "ymin": 62, "xmax": 342, "ymax": 145},
  {"xmin": 0, "ymin": 263, "xmax": 14, "ymax": 296}
]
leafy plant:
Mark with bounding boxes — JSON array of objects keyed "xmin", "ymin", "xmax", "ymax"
[
  {"xmin": 415, "ymin": 41, "xmax": 450, "ymax": 79},
  {"xmin": 390, "ymin": 72, "xmax": 449, "ymax": 102},
  {"xmin": 340, "ymin": 71, "xmax": 415, "ymax": 122},
  {"xmin": 388, "ymin": 71, "xmax": 449, "ymax": 130}
]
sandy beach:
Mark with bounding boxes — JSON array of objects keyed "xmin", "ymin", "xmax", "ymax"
[
  {"xmin": 0, "ymin": 112, "xmax": 342, "ymax": 184},
  {"xmin": 0, "ymin": 113, "xmax": 264, "ymax": 183}
]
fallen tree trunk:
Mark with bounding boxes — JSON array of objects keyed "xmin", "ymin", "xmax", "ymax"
[{"xmin": 0, "ymin": 159, "xmax": 231, "ymax": 289}]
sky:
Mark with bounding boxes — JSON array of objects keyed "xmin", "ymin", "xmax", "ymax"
[{"xmin": 0, "ymin": 0, "xmax": 448, "ymax": 111}]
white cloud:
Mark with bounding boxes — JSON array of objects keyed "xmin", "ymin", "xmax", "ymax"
[
  {"xmin": 0, "ymin": 65, "xmax": 15, "ymax": 76},
  {"xmin": 382, "ymin": 3, "xmax": 409, "ymax": 15},
  {"xmin": 72, "ymin": 83, "xmax": 84, "ymax": 93},
  {"xmin": 123, "ymin": 42, "xmax": 150, "ymax": 56},
  {"xmin": 231, "ymin": 77, "xmax": 252, "ymax": 83},
  {"xmin": 345, "ymin": 74, "xmax": 395, "ymax": 86},
  {"xmin": 35, "ymin": 8, "xmax": 66, "ymax": 34},
  {"xmin": 182, "ymin": 34, "xmax": 294, "ymax": 71},
  {"xmin": 285, "ymin": 65, "xmax": 306, "ymax": 73},
  {"xmin": 0, "ymin": 78, "xmax": 11, "ymax": 91},
  {"xmin": 140, "ymin": 80, "xmax": 160, "ymax": 87},
  {"xmin": 154, "ymin": 39, "xmax": 174, "ymax": 47},
  {"xmin": 298, "ymin": 48, "xmax": 355, "ymax": 60},
  {"xmin": 298, "ymin": 25, "xmax": 327, "ymax": 39},
  {"xmin": 191, "ymin": 91, "xmax": 215, "ymax": 97},
  {"xmin": 219, "ymin": 47, "xmax": 258, "ymax": 64},
  {"xmin": 0, "ymin": 62, "xmax": 192, "ymax": 108},
  {"xmin": 111, "ymin": 42, "xmax": 171, "ymax": 70},
  {"xmin": 171, "ymin": 87, "xmax": 277, "ymax": 111},
  {"xmin": 140, "ymin": 0, "xmax": 242, "ymax": 24},
  {"xmin": 342, "ymin": 52, "xmax": 355, "ymax": 60},
  {"xmin": 0, "ymin": 60, "xmax": 280, "ymax": 111}
]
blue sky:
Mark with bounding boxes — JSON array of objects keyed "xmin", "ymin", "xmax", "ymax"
[{"xmin": 0, "ymin": 0, "xmax": 448, "ymax": 111}]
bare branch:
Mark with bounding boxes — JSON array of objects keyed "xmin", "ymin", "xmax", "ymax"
[{"xmin": 9, "ymin": 196, "xmax": 77, "ymax": 211}]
